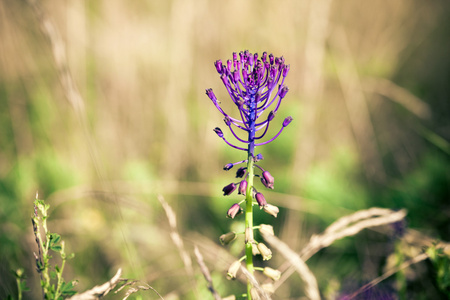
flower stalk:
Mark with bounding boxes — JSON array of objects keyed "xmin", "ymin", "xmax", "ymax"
[{"xmin": 207, "ymin": 50, "xmax": 292, "ymax": 299}]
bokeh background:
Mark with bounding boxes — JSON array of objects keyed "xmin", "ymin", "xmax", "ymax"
[{"xmin": 1, "ymin": 0, "xmax": 449, "ymax": 299}]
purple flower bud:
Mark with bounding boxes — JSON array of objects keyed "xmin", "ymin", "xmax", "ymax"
[
  {"xmin": 248, "ymin": 54, "xmax": 254, "ymax": 66},
  {"xmin": 255, "ymin": 92, "xmax": 261, "ymax": 102},
  {"xmin": 214, "ymin": 60, "xmax": 223, "ymax": 73},
  {"xmin": 232, "ymin": 70, "xmax": 240, "ymax": 83},
  {"xmin": 270, "ymin": 66, "xmax": 277, "ymax": 78},
  {"xmin": 283, "ymin": 116, "xmax": 293, "ymax": 127},
  {"xmin": 236, "ymin": 167, "xmax": 246, "ymax": 178},
  {"xmin": 220, "ymin": 73, "xmax": 228, "ymax": 86},
  {"xmin": 238, "ymin": 180, "xmax": 247, "ymax": 195},
  {"xmin": 254, "ymin": 153, "xmax": 264, "ymax": 161},
  {"xmin": 223, "ymin": 116, "xmax": 231, "ymax": 126},
  {"xmin": 227, "ymin": 203, "xmax": 242, "ymax": 218},
  {"xmin": 227, "ymin": 59, "xmax": 232, "ymax": 71},
  {"xmin": 269, "ymin": 53, "xmax": 274, "ymax": 65},
  {"xmin": 223, "ymin": 163, "xmax": 233, "ymax": 171},
  {"xmin": 232, "ymin": 52, "xmax": 238, "ymax": 61},
  {"xmin": 283, "ymin": 64, "xmax": 290, "ymax": 77},
  {"xmin": 279, "ymin": 86, "xmax": 289, "ymax": 98},
  {"xmin": 205, "ymin": 88, "xmax": 216, "ymax": 101},
  {"xmin": 255, "ymin": 192, "xmax": 267, "ymax": 208},
  {"xmin": 275, "ymin": 56, "xmax": 280, "ymax": 66},
  {"xmin": 261, "ymin": 171, "xmax": 274, "ymax": 189},
  {"xmin": 223, "ymin": 183, "xmax": 237, "ymax": 196},
  {"xmin": 268, "ymin": 111, "xmax": 275, "ymax": 121},
  {"xmin": 214, "ymin": 127, "xmax": 224, "ymax": 137},
  {"xmin": 239, "ymin": 51, "xmax": 245, "ymax": 62},
  {"xmin": 262, "ymin": 51, "xmax": 267, "ymax": 62},
  {"xmin": 267, "ymin": 77, "xmax": 275, "ymax": 90}
]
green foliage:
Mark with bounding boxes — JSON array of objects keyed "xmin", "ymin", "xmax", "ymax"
[
  {"xmin": 32, "ymin": 197, "xmax": 77, "ymax": 299},
  {"xmin": 303, "ymin": 147, "xmax": 369, "ymax": 215},
  {"xmin": 11, "ymin": 268, "xmax": 29, "ymax": 300},
  {"xmin": 427, "ymin": 244, "xmax": 450, "ymax": 297}
]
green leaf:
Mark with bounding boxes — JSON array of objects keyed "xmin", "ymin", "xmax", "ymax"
[
  {"xmin": 50, "ymin": 245, "xmax": 62, "ymax": 252},
  {"xmin": 61, "ymin": 281, "xmax": 77, "ymax": 296},
  {"xmin": 50, "ymin": 233, "xmax": 61, "ymax": 245},
  {"xmin": 55, "ymin": 265, "xmax": 60, "ymax": 272},
  {"xmin": 20, "ymin": 281, "xmax": 30, "ymax": 291},
  {"xmin": 50, "ymin": 271, "xmax": 56, "ymax": 279}
]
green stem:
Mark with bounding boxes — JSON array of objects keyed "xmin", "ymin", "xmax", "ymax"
[
  {"xmin": 15, "ymin": 269, "xmax": 23, "ymax": 300},
  {"xmin": 35, "ymin": 201, "xmax": 51, "ymax": 297},
  {"xmin": 245, "ymin": 152, "xmax": 255, "ymax": 300},
  {"xmin": 54, "ymin": 241, "xmax": 66, "ymax": 300}
]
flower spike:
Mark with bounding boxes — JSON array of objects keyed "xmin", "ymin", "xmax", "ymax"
[{"xmin": 207, "ymin": 50, "xmax": 293, "ymax": 298}]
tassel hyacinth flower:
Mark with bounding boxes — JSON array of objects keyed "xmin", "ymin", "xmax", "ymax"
[{"xmin": 206, "ymin": 50, "xmax": 292, "ymax": 299}]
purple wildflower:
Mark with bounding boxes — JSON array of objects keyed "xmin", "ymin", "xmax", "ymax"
[
  {"xmin": 206, "ymin": 50, "xmax": 293, "ymax": 155},
  {"xmin": 255, "ymin": 192, "xmax": 267, "ymax": 208},
  {"xmin": 223, "ymin": 163, "xmax": 234, "ymax": 171},
  {"xmin": 222, "ymin": 183, "xmax": 237, "ymax": 196},
  {"xmin": 261, "ymin": 171, "xmax": 274, "ymax": 189},
  {"xmin": 227, "ymin": 203, "xmax": 243, "ymax": 219},
  {"xmin": 236, "ymin": 167, "xmax": 247, "ymax": 178},
  {"xmin": 238, "ymin": 180, "xmax": 248, "ymax": 195}
]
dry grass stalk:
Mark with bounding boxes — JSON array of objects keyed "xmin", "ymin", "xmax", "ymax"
[
  {"xmin": 26, "ymin": 0, "xmax": 106, "ymax": 182},
  {"xmin": 67, "ymin": 269, "xmax": 122, "ymax": 300},
  {"xmin": 120, "ymin": 283, "xmax": 164, "ymax": 300},
  {"xmin": 331, "ymin": 26, "xmax": 385, "ymax": 182},
  {"xmin": 240, "ymin": 266, "xmax": 272, "ymax": 300},
  {"xmin": 274, "ymin": 208, "xmax": 407, "ymax": 292},
  {"xmin": 302, "ymin": 208, "xmax": 407, "ymax": 261},
  {"xmin": 261, "ymin": 233, "xmax": 320, "ymax": 300},
  {"xmin": 157, "ymin": 194, "xmax": 194, "ymax": 276},
  {"xmin": 26, "ymin": 0, "xmax": 84, "ymax": 113},
  {"xmin": 158, "ymin": 194, "xmax": 200, "ymax": 299},
  {"xmin": 346, "ymin": 252, "xmax": 428, "ymax": 299},
  {"xmin": 364, "ymin": 78, "xmax": 432, "ymax": 120},
  {"xmin": 194, "ymin": 246, "xmax": 221, "ymax": 300}
]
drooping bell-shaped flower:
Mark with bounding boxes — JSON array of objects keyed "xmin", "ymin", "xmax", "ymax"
[
  {"xmin": 222, "ymin": 183, "xmax": 237, "ymax": 196},
  {"xmin": 255, "ymin": 192, "xmax": 267, "ymax": 208},
  {"xmin": 261, "ymin": 171, "xmax": 274, "ymax": 189},
  {"xmin": 238, "ymin": 180, "xmax": 247, "ymax": 195},
  {"xmin": 227, "ymin": 203, "xmax": 242, "ymax": 219}
]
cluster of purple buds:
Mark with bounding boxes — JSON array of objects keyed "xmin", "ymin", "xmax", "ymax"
[
  {"xmin": 222, "ymin": 158, "xmax": 279, "ymax": 218},
  {"xmin": 207, "ymin": 50, "xmax": 290, "ymax": 219},
  {"xmin": 206, "ymin": 50, "xmax": 292, "ymax": 154}
]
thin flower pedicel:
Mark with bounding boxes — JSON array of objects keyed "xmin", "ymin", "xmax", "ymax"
[{"xmin": 207, "ymin": 50, "xmax": 292, "ymax": 299}]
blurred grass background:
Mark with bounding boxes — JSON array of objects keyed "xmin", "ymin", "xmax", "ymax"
[{"xmin": 0, "ymin": 0, "xmax": 449, "ymax": 299}]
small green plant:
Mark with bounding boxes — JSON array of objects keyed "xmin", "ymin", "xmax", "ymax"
[
  {"xmin": 7, "ymin": 268, "xmax": 29, "ymax": 300},
  {"xmin": 32, "ymin": 195, "xmax": 77, "ymax": 299}
]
